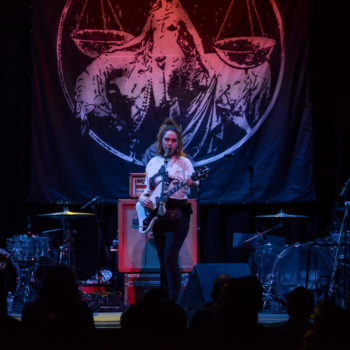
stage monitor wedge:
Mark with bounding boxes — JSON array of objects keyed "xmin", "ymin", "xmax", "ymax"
[{"xmin": 178, "ymin": 263, "xmax": 251, "ymax": 312}]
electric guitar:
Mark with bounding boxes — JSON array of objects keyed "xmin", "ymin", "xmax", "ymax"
[{"xmin": 135, "ymin": 166, "xmax": 209, "ymax": 234}]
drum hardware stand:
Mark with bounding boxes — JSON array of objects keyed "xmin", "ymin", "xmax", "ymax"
[
  {"xmin": 16, "ymin": 261, "xmax": 38, "ymax": 305},
  {"xmin": 82, "ymin": 198, "xmax": 114, "ymax": 311},
  {"xmin": 57, "ymin": 207, "xmax": 77, "ymax": 267},
  {"xmin": 304, "ymin": 241, "xmax": 325, "ymax": 302},
  {"xmin": 109, "ymin": 237, "xmax": 124, "ymax": 308},
  {"xmin": 3, "ymin": 247, "xmax": 39, "ymax": 312},
  {"xmin": 243, "ymin": 223, "xmax": 284, "ymax": 311},
  {"xmin": 328, "ymin": 200, "xmax": 349, "ymax": 305},
  {"xmin": 58, "ymin": 227, "xmax": 77, "ymax": 267},
  {"xmin": 42, "ymin": 228, "xmax": 62, "ymax": 234},
  {"xmin": 91, "ymin": 201, "xmax": 104, "ymax": 310},
  {"xmin": 243, "ymin": 222, "xmax": 283, "ymax": 278}
]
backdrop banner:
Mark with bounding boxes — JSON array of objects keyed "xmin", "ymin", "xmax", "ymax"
[{"xmin": 29, "ymin": 0, "xmax": 314, "ymax": 204}]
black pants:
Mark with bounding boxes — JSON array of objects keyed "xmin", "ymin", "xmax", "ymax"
[{"xmin": 153, "ymin": 206, "xmax": 190, "ymax": 302}]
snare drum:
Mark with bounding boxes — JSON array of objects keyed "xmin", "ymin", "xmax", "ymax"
[
  {"xmin": 272, "ymin": 242, "xmax": 334, "ymax": 302},
  {"xmin": 0, "ymin": 249, "xmax": 20, "ymax": 293}
]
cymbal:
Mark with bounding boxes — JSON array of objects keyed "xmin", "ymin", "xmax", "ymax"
[
  {"xmin": 37, "ymin": 209, "xmax": 96, "ymax": 219},
  {"xmin": 255, "ymin": 209, "xmax": 309, "ymax": 218}
]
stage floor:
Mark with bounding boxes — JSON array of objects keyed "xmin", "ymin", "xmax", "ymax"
[{"xmin": 11, "ymin": 311, "xmax": 289, "ymax": 328}]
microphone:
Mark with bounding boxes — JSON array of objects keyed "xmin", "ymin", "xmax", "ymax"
[
  {"xmin": 164, "ymin": 147, "xmax": 171, "ymax": 158},
  {"xmin": 26, "ymin": 216, "xmax": 32, "ymax": 237},
  {"xmin": 340, "ymin": 177, "xmax": 350, "ymax": 197},
  {"xmin": 81, "ymin": 196, "xmax": 100, "ymax": 210}
]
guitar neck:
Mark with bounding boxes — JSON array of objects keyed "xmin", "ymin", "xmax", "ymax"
[
  {"xmin": 161, "ymin": 169, "xmax": 205, "ymax": 201},
  {"xmin": 164, "ymin": 180, "xmax": 187, "ymax": 200}
]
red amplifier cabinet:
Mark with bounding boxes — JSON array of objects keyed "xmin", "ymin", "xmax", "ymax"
[
  {"xmin": 129, "ymin": 173, "xmax": 146, "ymax": 198},
  {"xmin": 118, "ymin": 199, "xmax": 197, "ymax": 273}
]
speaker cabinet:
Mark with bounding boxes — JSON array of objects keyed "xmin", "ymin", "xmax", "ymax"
[
  {"xmin": 178, "ymin": 263, "xmax": 251, "ymax": 312},
  {"xmin": 118, "ymin": 199, "xmax": 197, "ymax": 273}
]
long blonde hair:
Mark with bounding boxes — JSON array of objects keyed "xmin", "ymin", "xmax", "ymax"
[{"xmin": 156, "ymin": 118, "xmax": 186, "ymax": 157}]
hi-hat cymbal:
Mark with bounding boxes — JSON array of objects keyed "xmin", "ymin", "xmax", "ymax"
[
  {"xmin": 37, "ymin": 209, "xmax": 96, "ymax": 219},
  {"xmin": 255, "ymin": 209, "xmax": 309, "ymax": 218}
]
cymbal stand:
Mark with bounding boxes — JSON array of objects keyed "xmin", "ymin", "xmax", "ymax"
[
  {"xmin": 93, "ymin": 202, "xmax": 104, "ymax": 308},
  {"xmin": 58, "ymin": 217, "xmax": 76, "ymax": 268},
  {"xmin": 328, "ymin": 201, "xmax": 349, "ymax": 306},
  {"xmin": 90, "ymin": 200, "xmax": 113, "ymax": 310}
]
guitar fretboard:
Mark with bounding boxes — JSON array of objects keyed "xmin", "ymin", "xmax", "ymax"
[{"xmin": 164, "ymin": 171, "xmax": 203, "ymax": 200}]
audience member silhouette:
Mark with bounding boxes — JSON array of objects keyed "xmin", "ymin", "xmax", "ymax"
[
  {"xmin": 186, "ymin": 274, "xmax": 233, "ymax": 350},
  {"xmin": 189, "ymin": 273, "xmax": 232, "ymax": 332},
  {"xmin": 345, "ymin": 288, "xmax": 350, "ymax": 312},
  {"xmin": 272, "ymin": 286, "xmax": 314, "ymax": 350},
  {"xmin": 213, "ymin": 275, "xmax": 279, "ymax": 350},
  {"xmin": 302, "ymin": 297, "xmax": 350, "ymax": 350},
  {"xmin": 21, "ymin": 264, "xmax": 95, "ymax": 348},
  {"xmin": 120, "ymin": 287, "xmax": 187, "ymax": 350}
]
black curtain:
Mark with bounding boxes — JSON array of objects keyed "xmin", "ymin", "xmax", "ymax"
[{"xmin": 2, "ymin": 1, "xmax": 349, "ymax": 280}]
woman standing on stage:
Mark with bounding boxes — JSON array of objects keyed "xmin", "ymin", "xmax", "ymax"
[{"xmin": 138, "ymin": 118, "xmax": 195, "ymax": 301}]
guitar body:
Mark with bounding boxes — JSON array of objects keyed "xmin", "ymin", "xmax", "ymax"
[
  {"xmin": 136, "ymin": 166, "xmax": 209, "ymax": 234},
  {"xmin": 135, "ymin": 202, "xmax": 159, "ymax": 234},
  {"xmin": 136, "ymin": 182, "xmax": 165, "ymax": 234}
]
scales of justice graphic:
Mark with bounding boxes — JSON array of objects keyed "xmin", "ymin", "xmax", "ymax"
[{"xmin": 58, "ymin": 0, "xmax": 284, "ymax": 166}]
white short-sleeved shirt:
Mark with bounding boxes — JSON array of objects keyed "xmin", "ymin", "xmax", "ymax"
[{"xmin": 143, "ymin": 155, "xmax": 194, "ymax": 200}]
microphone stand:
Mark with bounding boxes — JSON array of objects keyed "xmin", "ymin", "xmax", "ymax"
[
  {"xmin": 328, "ymin": 177, "xmax": 350, "ymax": 305},
  {"xmin": 157, "ymin": 154, "xmax": 170, "ymax": 217},
  {"xmin": 196, "ymin": 179, "xmax": 202, "ymax": 252},
  {"xmin": 92, "ymin": 202, "xmax": 103, "ymax": 309},
  {"xmin": 328, "ymin": 200, "xmax": 350, "ymax": 303},
  {"xmin": 157, "ymin": 154, "xmax": 170, "ymax": 292},
  {"xmin": 88, "ymin": 199, "xmax": 111, "ymax": 311}
]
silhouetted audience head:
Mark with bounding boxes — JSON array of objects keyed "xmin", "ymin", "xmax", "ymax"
[
  {"xmin": 218, "ymin": 275, "xmax": 263, "ymax": 318},
  {"xmin": 345, "ymin": 289, "xmax": 350, "ymax": 312},
  {"xmin": 311, "ymin": 297, "xmax": 348, "ymax": 334},
  {"xmin": 121, "ymin": 297, "xmax": 187, "ymax": 333},
  {"xmin": 0, "ymin": 272, "xmax": 7, "ymax": 314},
  {"xmin": 286, "ymin": 286, "xmax": 314, "ymax": 321},
  {"xmin": 21, "ymin": 263, "xmax": 95, "ymax": 343},
  {"xmin": 303, "ymin": 297, "xmax": 350, "ymax": 350},
  {"xmin": 211, "ymin": 274, "xmax": 232, "ymax": 303},
  {"xmin": 38, "ymin": 264, "xmax": 81, "ymax": 309},
  {"xmin": 143, "ymin": 287, "xmax": 168, "ymax": 304},
  {"xmin": 120, "ymin": 294, "xmax": 187, "ymax": 350},
  {"xmin": 0, "ymin": 264, "xmax": 22, "ymax": 344}
]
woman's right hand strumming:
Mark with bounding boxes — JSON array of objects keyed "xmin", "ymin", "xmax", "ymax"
[{"xmin": 139, "ymin": 194, "xmax": 153, "ymax": 209}]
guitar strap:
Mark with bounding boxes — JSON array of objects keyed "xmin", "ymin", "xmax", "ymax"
[
  {"xmin": 149, "ymin": 164, "xmax": 169, "ymax": 190},
  {"xmin": 157, "ymin": 158, "xmax": 170, "ymax": 217}
]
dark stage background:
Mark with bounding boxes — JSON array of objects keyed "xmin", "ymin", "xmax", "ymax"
[{"xmin": 2, "ymin": 1, "xmax": 349, "ymax": 282}]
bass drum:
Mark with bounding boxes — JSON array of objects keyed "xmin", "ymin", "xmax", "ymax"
[
  {"xmin": 0, "ymin": 249, "xmax": 20, "ymax": 293},
  {"xmin": 272, "ymin": 242, "xmax": 334, "ymax": 303}
]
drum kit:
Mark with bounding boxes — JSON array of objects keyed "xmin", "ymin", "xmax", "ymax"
[
  {"xmin": 250, "ymin": 208, "xmax": 350, "ymax": 311},
  {"xmin": 1, "ymin": 207, "xmax": 95, "ymax": 313}
]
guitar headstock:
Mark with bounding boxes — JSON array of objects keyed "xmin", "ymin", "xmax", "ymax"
[{"xmin": 192, "ymin": 166, "xmax": 210, "ymax": 181}]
